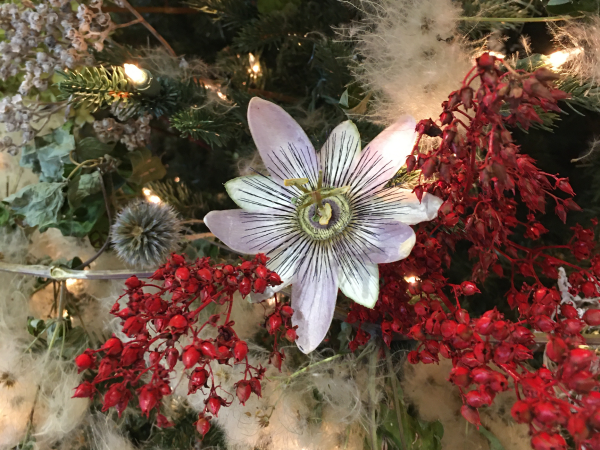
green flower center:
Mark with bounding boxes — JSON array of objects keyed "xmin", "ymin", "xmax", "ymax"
[{"xmin": 296, "ymin": 190, "xmax": 352, "ymax": 241}]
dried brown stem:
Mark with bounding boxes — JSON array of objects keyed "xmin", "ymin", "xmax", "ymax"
[{"xmin": 114, "ymin": 0, "xmax": 177, "ymax": 57}]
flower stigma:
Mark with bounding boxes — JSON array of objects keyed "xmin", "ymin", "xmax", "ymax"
[{"xmin": 285, "ymin": 170, "xmax": 352, "ymax": 240}]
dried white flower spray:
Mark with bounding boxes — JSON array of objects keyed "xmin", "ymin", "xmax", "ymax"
[{"xmin": 347, "ymin": 0, "xmax": 475, "ymax": 124}]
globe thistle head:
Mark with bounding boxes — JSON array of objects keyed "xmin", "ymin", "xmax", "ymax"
[{"xmin": 111, "ymin": 200, "xmax": 181, "ymax": 268}]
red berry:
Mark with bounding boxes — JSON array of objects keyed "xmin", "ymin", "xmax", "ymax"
[
  {"xmin": 197, "ymin": 268, "xmax": 212, "ymax": 282},
  {"xmin": 254, "ymin": 278, "xmax": 268, "ymax": 294},
  {"xmin": 461, "ymin": 405, "xmax": 480, "ymax": 425},
  {"xmin": 461, "ymin": 281, "xmax": 479, "ymax": 296},
  {"xmin": 255, "ymin": 265, "xmax": 268, "ymax": 278},
  {"xmin": 195, "ymin": 414, "xmax": 211, "ymax": 438},
  {"xmin": 166, "ymin": 348, "xmax": 179, "ymax": 369},
  {"xmin": 182, "ymin": 346, "xmax": 201, "ymax": 368},
  {"xmin": 138, "ymin": 386, "xmax": 158, "ymax": 417},
  {"xmin": 199, "ymin": 341, "xmax": 218, "ymax": 359},
  {"xmin": 233, "ymin": 341, "xmax": 248, "ymax": 362},
  {"xmin": 236, "ymin": 380, "xmax": 252, "ymax": 405},
  {"xmin": 188, "ymin": 368, "xmax": 209, "ymax": 394},
  {"xmin": 125, "ymin": 276, "xmax": 142, "ymax": 289},
  {"xmin": 267, "ymin": 314, "xmax": 282, "ymax": 334},
  {"xmin": 175, "ymin": 267, "xmax": 190, "ymax": 281},
  {"xmin": 531, "ymin": 432, "xmax": 566, "ymax": 450},
  {"xmin": 73, "ymin": 381, "xmax": 95, "ymax": 398},
  {"xmin": 449, "ymin": 366, "xmax": 471, "ymax": 387},
  {"xmin": 168, "ymin": 314, "xmax": 188, "ymax": 329},
  {"xmin": 285, "ymin": 328, "xmax": 297, "ymax": 342},
  {"xmin": 207, "ymin": 396, "xmax": 222, "ymax": 416},
  {"xmin": 280, "ymin": 305, "xmax": 294, "ymax": 318},
  {"xmin": 239, "ymin": 277, "xmax": 251, "ymax": 296},
  {"xmin": 75, "ymin": 352, "xmax": 94, "ymax": 372},
  {"xmin": 511, "ymin": 400, "xmax": 532, "ymax": 423},
  {"xmin": 102, "ymin": 337, "xmax": 123, "ymax": 355},
  {"xmin": 584, "ymin": 309, "xmax": 600, "ymax": 326}
]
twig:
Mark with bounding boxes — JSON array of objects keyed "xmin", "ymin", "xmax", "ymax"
[
  {"xmin": 185, "ymin": 232, "xmax": 215, "ymax": 241},
  {"xmin": 75, "ymin": 175, "xmax": 112, "ymax": 270},
  {"xmin": 104, "ymin": 6, "xmax": 199, "ymax": 14},
  {"xmin": 0, "ymin": 261, "xmax": 153, "ymax": 280},
  {"xmin": 114, "ymin": 18, "xmax": 144, "ymax": 28},
  {"xmin": 459, "ymin": 15, "xmax": 583, "ymax": 23},
  {"xmin": 114, "ymin": 0, "xmax": 177, "ymax": 57}
]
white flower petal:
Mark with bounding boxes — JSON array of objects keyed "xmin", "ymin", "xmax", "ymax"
[
  {"xmin": 291, "ymin": 246, "xmax": 339, "ymax": 354},
  {"xmin": 204, "ymin": 209, "xmax": 299, "ymax": 255},
  {"xmin": 347, "ymin": 115, "xmax": 416, "ymax": 199},
  {"xmin": 248, "ymin": 97, "xmax": 319, "ymax": 187},
  {"xmin": 225, "ymin": 174, "xmax": 295, "ymax": 213},
  {"xmin": 338, "ymin": 261, "xmax": 379, "ymax": 308},
  {"xmin": 354, "ymin": 187, "xmax": 442, "ymax": 225},
  {"xmin": 319, "ymin": 120, "xmax": 361, "ymax": 188}
]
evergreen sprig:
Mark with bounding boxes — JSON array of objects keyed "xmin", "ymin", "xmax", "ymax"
[
  {"xmin": 57, "ymin": 66, "xmax": 136, "ymax": 112},
  {"xmin": 170, "ymin": 105, "xmax": 242, "ymax": 147}
]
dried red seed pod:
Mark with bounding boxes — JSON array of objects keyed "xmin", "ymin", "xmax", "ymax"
[
  {"xmin": 239, "ymin": 277, "xmax": 252, "ymax": 296},
  {"xmin": 102, "ymin": 337, "xmax": 123, "ymax": 355},
  {"xmin": 530, "ymin": 432, "xmax": 566, "ymax": 450},
  {"xmin": 236, "ymin": 380, "xmax": 252, "ymax": 405},
  {"xmin": 207, "ymin": 396, "xmax": 222, "ymax": 416},
  {"xmin": 460, "ymin": 405, "xmax": 480, "ymax": 426},
  {"xmin": 267, "ymin": 314, "xmax": 282, "ymax": 334},
  {"xmin": 73, "ymin": 381, "xmax": 95, "ymax": 398},
  {"xmin": 125, "ymin": 276, "xmax": 142, "ymax": 289},
  {"xmin": 195, "ymin": 414, "xmax": 211, "ymax": 438},
  {"xmin": 182, "ymin": 346, "xmax": 201, "ymax": 368},
  {"xmin": 584, "ymin": 309, "xmax": 600, "ymax": 326},
  {"xmin": 233, "ymin": 340, "xmax": 248, "ymax": 362},
  {"xmin": 75, "ymin": 352, "xmax": 94, "ymax": 372}
]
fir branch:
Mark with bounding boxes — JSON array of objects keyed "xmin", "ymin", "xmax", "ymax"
[
  {"xmin": 170, "ymin": 106, "xmax": 242, "ymax": 147},
  {"xmin": 186, "ymin": 0, "xmax": 258, "ymax": 28},
  {"xmin": 56, "ymin": 66, "xmax": 136, "ymax": 112}
]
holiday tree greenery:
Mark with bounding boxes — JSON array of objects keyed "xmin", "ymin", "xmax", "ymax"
[{"xmin": 3, "ymin": 0, "xmax": 600, "ymax": 449}]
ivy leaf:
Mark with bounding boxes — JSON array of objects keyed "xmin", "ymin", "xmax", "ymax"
[
  {"xmin": 127, "ymin": 148, "xmax": 166, "ymax": 185},
  {"xmin": 20, "ymin": 123, "xmax": 75, "ymax": 182},
  {"xmin": 4, "ymin": 182, "xmax": 66, "ymax": 229},
  {"xmin": 67, "ymin": 172, "xmax": 102, "ymax": 209},
  {"xmin": 75, "ymin": 137, "xmax": 115, "ymax": 161},
  {"xmin": 339, "ymin": 89, "xmax": 350, "ymax": 109},
  {"xmin": 50, "ymin": 193, "xmax": 105, "ymax": 238}
]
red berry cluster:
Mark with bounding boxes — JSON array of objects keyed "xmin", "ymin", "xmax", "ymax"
[
  {"xmin": 345, "ymin": 53, "xmax": 600, "ymax": 449},
  {"xmin": 73, "ymin": 253, "xmax": 289, "ymax": 438}
]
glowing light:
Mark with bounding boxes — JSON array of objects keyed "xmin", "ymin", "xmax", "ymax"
[
  {"xmin": 217, "ymin": 91, "xmax": 227, "ymax": 100},
  {"xmin": 123, "ymin": 63, "xmax": 148, "ymax": 85},
  {"xmin": 266, "ymin": 297, "xmax": 276, "ymax": 306},
  {"xmin": 174, "ymin": 177, "xmax": 180, "ymax": 182},
  {"xmin": 248, "ymin": 53, "xmax": 262, "ymax": 78},
  {"xmin": 488, "ymin": 51, "xmax": 506, "ymax": 59},
  {"xmin": 142, "ymin": 187, "xmax": 162, "ymax": 204},
  {"xmin": 66, "ymin": 278, "xmax": 78, "ymax": 287},
  {"xmin": 404, "ymin": 276, "xmax": 419, "ymax": 284},
  {"xmin": 547, "ymin": 48, "xmax": 582, "ymax": 69}
]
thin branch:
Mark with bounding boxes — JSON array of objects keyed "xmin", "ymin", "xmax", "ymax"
[
  {"xmin": 114, "ymin": 0, "xmax": 177, "ymax": 57},
  {"xmin": 0, "ymin": 261, "xmax": 153, "ymax": 280},
  {"xmin": 105, "ymin": 6, "xmax": 199, "ymax": 14},
  {"xmin": 185, "ymin": 232, "xmax": 215, "ymax": 241},
  {"xmin": 459, "ymin": 15, "xmax": 583, "ymax": 23},
  {"xmin": 384, "ymin": 345, "xmax": 408, "ymax": 450},
  {"xmin": 114, "ymin": 18, "xmax": 144, "ymax": 29}
]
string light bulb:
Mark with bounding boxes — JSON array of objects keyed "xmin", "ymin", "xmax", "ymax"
[
  {"xmin": 546, "ymin": 48, "xmax": 582, "ymax": 69},
  {"xmin": 404, "ymin": 275, "xmax": 419, "ymax": 284},
  {"xmin": 142, "ymin": 187, "xmax": 162, "ymax": 204},
  {"xmin": 248, "ymin": 53, "xmax": 262, "ymax": 79},
  {"xmin": 123, "ymin": 63, "xmax": 161, "ymax": 96}
]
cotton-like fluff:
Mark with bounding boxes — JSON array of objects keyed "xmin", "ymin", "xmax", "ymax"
[
  {"xmin": 0, "ymin": 150, "xmax": 39, "ymax": 196},
  {"xmin": 88, "ymin": 414, "xmax": 137, "ymax": 450},
  {"xmin": 551, "ymin": 17, "xmax": 600, "ymax": 84},
  {"xmin": 402, "ymin": 358, "xmax": 530, "ymax": 450},
  {"xmin": 0, "ymin": 228, "xmax": 89, "ymax": 449},
  {"xmin": 348, "ymin": 0, "xmax": 474, "ymax": 124}
]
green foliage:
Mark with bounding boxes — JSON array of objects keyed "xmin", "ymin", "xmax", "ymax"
[
  {"xmin": 67, "ymin": 172, "xmax": 102, "ymax": 209},
  {"xmin": 75, "ymin": 136, "xmax": 115, "ymax": 160},
  {"xmin": 57, "ymin": 66, "xmax": 135, "ymax": 112},
  {"xmin": 170, "ymin": 105, "xmax": 242, "ymax": 147},
  {"xmin": 20, "ymin": 123, "xmax": 75, "ymax": 182},
  {"xmin": 546, "ymin": 0, "xmax": 599, "ymax": 15},
  {"xmin": 4, "ymin": 182, "xmax": 66, "ymax": 229},
  {"xmin": 126, "ymin": 148, "xmax": 167, "ymax": 185},
  {"xmin": 149, "ymin": 179, "xmax": 207, "ymax": 217},
  {"xmin": 460, "ymin": 0, "xmax": 542, "ymax": 35}
]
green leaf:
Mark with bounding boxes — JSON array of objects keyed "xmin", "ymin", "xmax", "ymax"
[
  {"xmin": 4, "ymin": 182, "xmax": 66, "ymax": 229},
  {"xmin": 127, "ymin": 148, "xmax": 167, "ymax": 185},
  {"xmin": 478, "ymin": 425, "xmax": 506, "ymax": 450},
  {"xmin": 50, "ymin": 193, "xmax": 105, "ymax": 238},
  {"xmin": 339, "ymin": 89, "xmax": 350, "ymax": 109},
  {"xmin": 75, "ymin": 137, "xmax": 115, "ymax": 161},
  {"xmin": 67, "ymin": 172, "xmax": 102, "ymax": 209},
  {"xmin": 0, "ymin": 204, "xmax": 9, "ymax": 226},
  {"xmin": 27, "ymin": 317, "xmax": 47, "ymax": 337},
  {"xmin": 20, "ymin": 123, "xmax": 75, "ymax": 182}
]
